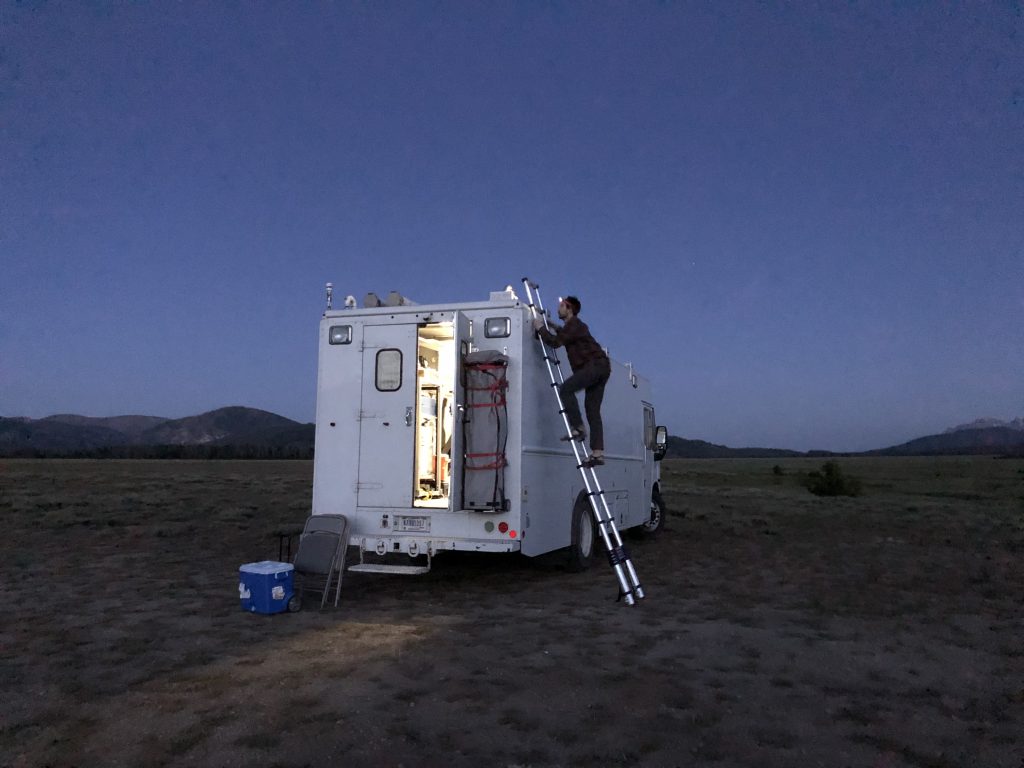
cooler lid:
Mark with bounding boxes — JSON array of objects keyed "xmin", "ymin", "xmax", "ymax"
[{"xmin": 240, "ymin": 560, "xmax": 295, "ymax": 575}]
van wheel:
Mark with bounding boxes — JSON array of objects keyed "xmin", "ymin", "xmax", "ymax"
[
  {"xmin": 568, "ymin": 496, "xmax": 596, "ymax": 572},
  {"xmin": 640, "ymin": 489, "xmax": 666, "ymax": 537}
]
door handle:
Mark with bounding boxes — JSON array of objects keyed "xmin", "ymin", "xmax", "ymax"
[{"xmin": 405, "ymin": 406, "xmax": 414, "ymax": 426}]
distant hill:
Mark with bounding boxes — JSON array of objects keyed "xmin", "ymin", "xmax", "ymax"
[
  {"xmin": 944, "ymin": 417, "xmax": 1023, "ymax": 433},
  {"xmin": 0, "ymin": 418, "xmax": 130, "ymax": 452},
  {"xmin": 666, "ymin": 436, "xmax": 808, "ymax": 459},
  {"xmin": 0, "ymin": 407, "xmax": 314, "ymax": 458},
  {"xmin": 666, "ymin": 420, "xmax": 1024, "ymax": 459},
  {"xmin": 213, "ymin": 422, "xmax": 316, "ymax": 451},
  {"xmin": 41, "ymin": 414, "xmax": 169, "ymax": 439},
  {"xmin": 138, "ymin": 407, "xmax": 300, "ymax": 445},
  {"xmin": 867, "ymin": 426, "xmax": 1024, "ymax": 457}
]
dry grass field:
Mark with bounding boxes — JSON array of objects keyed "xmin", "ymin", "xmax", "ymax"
[{"xmin": 1, "ymin": 457, "xmax": 1021, "ymax": 768}]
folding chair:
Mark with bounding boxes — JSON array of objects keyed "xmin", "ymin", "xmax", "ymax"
[{"xmin": 291, "ymin": 514, "xmax": 350, "ymax": 609}]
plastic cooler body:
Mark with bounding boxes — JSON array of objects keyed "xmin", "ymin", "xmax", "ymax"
[{"xmin": 239, "ymin": 561, "xmax": 294, "ymax": 614}]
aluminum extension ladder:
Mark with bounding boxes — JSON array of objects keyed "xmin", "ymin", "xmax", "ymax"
[{"xmin": 521, "ymin": 277, "xmax": 645, "ymax": 606}]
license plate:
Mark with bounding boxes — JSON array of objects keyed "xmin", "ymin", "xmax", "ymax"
[{"xmin": 395, "ymin": 516, "xmax": 430, "ymax": 533}]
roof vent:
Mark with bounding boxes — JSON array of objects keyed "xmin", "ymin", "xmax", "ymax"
[{"xmin": 385, "ymin": 291, "xmax": 418, "ymax": 306}]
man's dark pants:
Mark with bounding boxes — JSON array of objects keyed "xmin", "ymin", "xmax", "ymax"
[{"xmin": 559, "ymin": 359, "xmax": 611, "ymax": 451}]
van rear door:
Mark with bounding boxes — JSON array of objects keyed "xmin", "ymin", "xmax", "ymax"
[
  {"xmin": 450, "ymin": 310, "xmax": 472, "ymax": 510},
  {"xmin": 357, "ymin": 324, "xmax": 418, "ymax": 507}
]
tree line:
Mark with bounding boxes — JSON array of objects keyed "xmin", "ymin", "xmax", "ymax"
[{"xmin": 1, "ymin": 444, "xmax": 314, "ymax": 460}]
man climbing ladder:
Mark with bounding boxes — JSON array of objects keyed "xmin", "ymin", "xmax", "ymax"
[
  {"xmin": 531, "ymin": 295, "xmax": 611, "ymax": 468},
  {"xmin": 522, "ymin": 278, "xmax": 645, "ymax": 606}
]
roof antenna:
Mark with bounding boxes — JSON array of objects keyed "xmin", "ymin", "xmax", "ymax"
[{"xmin": 325, "ymin": 282, "xmax": 333, "ymax": 310}]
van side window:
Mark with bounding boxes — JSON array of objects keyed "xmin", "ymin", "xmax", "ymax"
[
  {"xmin": 376, "ymin": 349, "xmax": 402, "ymax": 391},
  {"xmin": 643, "ymin": 406, "xmax": 655, "ymax": 449}
]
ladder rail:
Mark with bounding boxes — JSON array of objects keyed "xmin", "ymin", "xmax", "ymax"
[
  {"xmin": 521, "ymin": 278, "xmax": 645, "ymax": 604},
  {"xmin": 532, "ymin": 286, "xmax": 646, "ymax": 601}
]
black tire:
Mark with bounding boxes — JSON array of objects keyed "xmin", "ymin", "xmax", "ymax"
[
  {"xmin": 639, "ymin": 488, "xmax": 666, "ymax": 537},
  {"xmin": 567, "ymin": 495, "xmax": 597, "ymax": 572},
  {"xmin": 287, "ymin": 594, "xmax": 302, "ymax": 613}
]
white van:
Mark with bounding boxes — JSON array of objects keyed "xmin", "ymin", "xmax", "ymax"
[{"xmin": 311, "ymin": 286, "xmax": 668, "ymax": 574}]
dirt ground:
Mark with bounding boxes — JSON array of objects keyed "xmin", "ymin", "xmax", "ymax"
[{"xmin": 1, "ymin": 457, "xmax": 1021, "ymax": 768}]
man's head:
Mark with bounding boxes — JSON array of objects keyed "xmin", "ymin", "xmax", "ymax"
[{"xmin": 558, "ymin": 295, "xmax": 581, "ymax": 320}]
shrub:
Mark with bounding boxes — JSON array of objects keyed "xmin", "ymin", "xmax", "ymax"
[{"xmin": 803, "ymin": 461, "xmax": 862, "ymax": 497}]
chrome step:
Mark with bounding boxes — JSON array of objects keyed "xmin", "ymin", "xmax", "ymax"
[{"xmin": 347, "ymin": 564, "xmax": 431, "ymax": 575}]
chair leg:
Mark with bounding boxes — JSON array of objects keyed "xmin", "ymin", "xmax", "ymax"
[
  {"xmin": 332, "ymin": 545, "xmax": 347, "ymax": 608},
  {"xmin": 320, "ymin": 551, "xmax": 338, "ymax": 610}
]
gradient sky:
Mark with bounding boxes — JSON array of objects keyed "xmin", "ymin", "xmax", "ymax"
[{"xmin": 2, "ymin": 2, "xmax": 1021, "ymax": 451}]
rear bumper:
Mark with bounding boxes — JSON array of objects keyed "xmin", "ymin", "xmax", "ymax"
[{"xmin": 352, "ymin": 534, "xmax": 521, "ymax": 556}]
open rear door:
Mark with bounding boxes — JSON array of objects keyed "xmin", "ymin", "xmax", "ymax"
[
  {"xmin": 450, "ymin": 311, "xmax": 472, "ymax": 511},
  {"xmin": 357, "ymin": 323, "xmax": 418, "ymax": 507}
]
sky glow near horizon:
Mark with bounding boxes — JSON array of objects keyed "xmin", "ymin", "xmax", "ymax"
[{"xmin": 2, "ymin": 3, "xmax": 1021, "ymax": 452}]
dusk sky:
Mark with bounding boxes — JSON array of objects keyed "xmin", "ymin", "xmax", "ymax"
[{"xmin": 2, "ymin": 3, "xmax": 1021, "ymax": 452}]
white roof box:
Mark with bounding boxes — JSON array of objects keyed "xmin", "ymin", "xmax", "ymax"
[{"xmin": 489, "ymin": 285, "xmax": 518, "ymax": 302}]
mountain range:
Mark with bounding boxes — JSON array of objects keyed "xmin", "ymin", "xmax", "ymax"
[
  {"xmin": 943, "ymin": 417, "xmax": 1024, "ymax": 433},
  {"xmin": 666, "ymin": 420, "xmax": 1024, "ymax": 459},
  {"xmin": 1, "ymin": 407, "xmax": 1022, "ymax": 458},
  {"xmin": 0, "ymin": 407, "xmax": 314, "ymax": 458}
]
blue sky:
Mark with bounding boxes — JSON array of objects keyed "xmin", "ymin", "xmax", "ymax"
[{"xmin": 2, "ymin": 2, "xmax": 1021, "ymax": 451}]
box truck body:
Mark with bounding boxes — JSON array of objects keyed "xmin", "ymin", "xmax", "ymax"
[{"xmin": 311, "ymin": 288, "xmax": 664, "ymax": 569}]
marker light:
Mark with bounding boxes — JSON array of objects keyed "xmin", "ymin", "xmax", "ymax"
[
  {"xmin": 509, "ymin": 530, "xmax": 517, "ymax": 538},
  {"xmin": 484, "ymin": 317, "xmax": 511, "ymax": 338},
  {"xmin": 498, "ymin": 522, "xmax": 508, "ymax": 533},
  {"xmin": 329, "ymin": 325, "xmax": 352, "ymax": 345}
]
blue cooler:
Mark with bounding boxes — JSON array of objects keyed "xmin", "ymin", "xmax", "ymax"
[{"xmin": 239, "ymin": 561, "xmax": 294, "ymax": 614}]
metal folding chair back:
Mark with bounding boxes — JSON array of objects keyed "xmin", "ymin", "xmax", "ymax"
[{"xmin": 293, "ymin": 514, "xmax": 350, "ymax": 608}]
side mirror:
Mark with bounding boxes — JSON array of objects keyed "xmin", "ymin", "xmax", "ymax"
[{"xmin": 653, "ymin": 425, "xmax": 668, "ymax": 461}]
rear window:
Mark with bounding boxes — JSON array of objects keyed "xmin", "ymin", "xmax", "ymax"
[{"xmin": 375, "ymin": 349, "xmax": 402, "ymax": 391}]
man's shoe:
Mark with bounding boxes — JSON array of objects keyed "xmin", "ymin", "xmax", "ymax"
[
  {"xmin": 581, "ymin": 455, "xmax": 605, "ymax": 468},
  {"xmin": 560, "ymin": 428, "xmax": 586, "ymax": 443}
]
